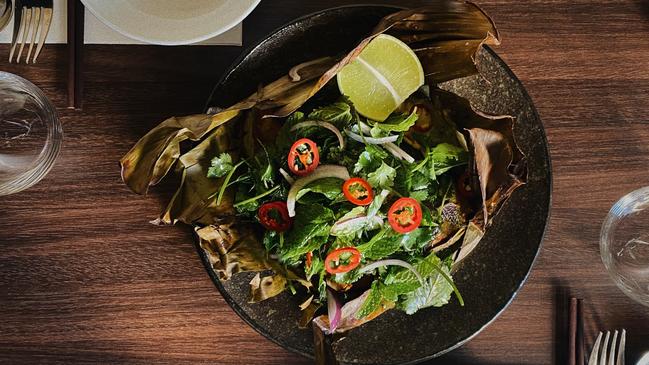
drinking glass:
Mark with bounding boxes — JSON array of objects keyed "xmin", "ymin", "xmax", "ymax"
[
  {"xmin": 600, "ymin": 187, "xmax": 649, "ymax": 307},
  {"xmin": 0, "ymin": 72, "xmax": 62, "ymax": 195}
]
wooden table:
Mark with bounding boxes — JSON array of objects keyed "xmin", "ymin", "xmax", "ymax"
[{"xmin": 2, "ymin": 0, "xmax": 649, "ymax": 364}]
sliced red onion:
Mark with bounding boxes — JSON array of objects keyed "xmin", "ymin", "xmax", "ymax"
[
  {"xmin": 291, "ymin": 121, "xmax": 345, "ymax": 149},
  {"xmin": 357, "ymin": 121, "xmax": 373, "ymax": 135},
  {"xmin": 279, "ymin": 168, "xmax": 294, "ymax": 184},
  {"xmin": 384, "ymin": 142, "xmax": 415, "ymax": 164},
  {"xmin": 326, "ymin": 288, "xmax": 342, "ymax": 334},
  {"xmin": 358, "ymin": 259, "xmax": 424, "ymax": 286},
  {"xmin": 356, "ymin": 122, "xmax": 415, "ymax": 163},
  {"xmin": 287, "ymin": 165, "xmax": 350, "ymax": 217},
  {"xmin": 345, "ymin": 130, "xmax": 399, "ymax": 145}
]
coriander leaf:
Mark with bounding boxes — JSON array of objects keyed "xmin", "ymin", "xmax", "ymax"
[
  {"xmin": 367, "ymin": 162, "xmax": 396, "ymax": 189},
  {"xmin": 398, "ymin": 258, "xmax": 453, "ymax": 314},
  {"xmin": 356, "ymin": 281, "xmax": 384, "ymax": 319},
  {"xmin": 207, "ymin": 153, "xmax": 234, "ymax": 178},
  {"xmin": 428, "ymin": 143, "xmax": 468, "ymax": 178},
  {"xmin": 353, "ymin": 145, "xmax": 387, "ymax": 174},
  {"xmin": 308, "ymin": 101, "xmax": 353, "ymax": 127},
  {"xmin": 295, "ymin": 177, "xmax": 343, "ymax": 201},
  {"xmin": 373, "ymin": 110, "xmax": 418, "ymax": 133}
]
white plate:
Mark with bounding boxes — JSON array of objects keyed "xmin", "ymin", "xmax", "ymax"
[{"xmin": 80, "ymin": 0, "xmax": 260, "ymax": 45}]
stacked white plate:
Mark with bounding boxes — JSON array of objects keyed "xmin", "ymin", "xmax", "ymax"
[{"xmin": 81, "ymin": 0, "xmax": 260, "ymax": 45}]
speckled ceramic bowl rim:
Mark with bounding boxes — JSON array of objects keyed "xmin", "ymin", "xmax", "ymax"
[{"xmin": 196, "ymin": 5, "xmax": 553, "ymax": 363}]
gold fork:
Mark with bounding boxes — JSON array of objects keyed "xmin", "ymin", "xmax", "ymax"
[{"xmin": 9, "ymin": 0, "xmax": 53, "ymax": 64}]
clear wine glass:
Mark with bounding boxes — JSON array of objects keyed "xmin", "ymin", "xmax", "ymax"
[
  {"xmin": 0, "ymin": 72, "xmax": 62, "ymax": 195},
  {"xmin": 600, "ymin": 187, "xmax": 649, "ymax": 307}
]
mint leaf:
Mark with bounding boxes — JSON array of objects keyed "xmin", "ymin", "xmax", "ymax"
[
  {"xmin": 373, "ymin": 110, "xmax": 418, "ymax": 133},
  {"xmin": 357, "ymin": 228, "xmax": 399, "ymax": 260},
  {"xmin": 367, "ymin": 162, "xmax": 396, "ymax": 189},
  {"xmin": 295, "ymin": 177, "xmax": 343, "ymax": 201},
  {"xmin": 399, "ymin": 228, "xmax": 437, "ymax": 252},
  {"xmin": 337, "ymin": 206, "xmax": 366, "ymax": 221},
  {"xmin": 410, "ymin": 189, "xmax": 429, "ymax": 201},
  {"xmin": 330, "ymin": 206, "xmax": 382, "ymax": 238},
  {"xmin": 279, "ymin": 205, "xmax": 334, "ymax": 263},
  {"xmin": 428, "ymin": 143, "xmax": 468, "ymax": 178},
  {"xmin": 356, "ymin": 281, "xmax": 384, "ymax": 319},
  {"xmin": 399, "ymin": 257, "xmax": 453, "ymax": 314},
  {"xmin": 308, "ymin": 101, "xmax": 353, "ymax": 127},
  {"xmin": 207, "ymin": 153, "xmax": 234, "ymax": 178}
]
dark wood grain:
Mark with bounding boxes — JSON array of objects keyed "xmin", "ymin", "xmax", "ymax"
[{"xmin": 2, "ymin": 0, "xmax": 649, "ymax": 364}]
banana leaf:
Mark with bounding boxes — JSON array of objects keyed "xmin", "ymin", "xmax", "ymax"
[
  {"xmin": 196, "ymin": 222, "xmax": 270, "ymax": 280},
  {"xmin": 160, "ymin": 125, "xmax": 238, "ymax": 225},
  {"xmin": 249, "ymin": 273, "xmax": 287, "ymax": 303},
  {"xmin": 425, "ymin": 87, "xmax": 526, "ymax": 225},
  {"xmin": 120, "ymin": 111, "xmax": 240, "ymax": 195},
  {"xmin": 416, "ymin": 88, "xmax": 526, "ymax": 270},
  {"xmin": 376, "ymin": 2, "xmax": 500, "ymax": 84},
  {"xmin": 120, "ymin": 1, "xmax": 509, "ymax": 316}
]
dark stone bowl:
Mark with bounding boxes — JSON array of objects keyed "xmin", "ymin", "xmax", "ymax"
[{"xmin": 200, "ymin": 5, "xmax": 552, "ymax": 365}]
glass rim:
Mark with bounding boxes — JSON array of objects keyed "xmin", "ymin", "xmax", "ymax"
[
  {"xmin": 0, "ymin": 71, "xmax": 62, "ymax": 196},
  {"xmin": 599, "ymin": 186, "xmax": 649, "ymax": 308}
]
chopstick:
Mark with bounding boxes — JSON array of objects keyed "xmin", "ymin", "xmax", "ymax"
[
  {"xmin": 577, "ymin": 299, "xmax": 584, "ymax": 365},
  {"xmin": 67, "ymin": 0, "xmax": 84, "ymax": 110},
  {"xmin": 568, "ymin": 297, "xmax": 585, "ymax": 365},
  {"xmin": 569, "ymin": 297, "xmax": 578, "ymax": 365}
]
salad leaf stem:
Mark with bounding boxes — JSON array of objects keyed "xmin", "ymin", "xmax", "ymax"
[
  {"xmin": 216, "ymin": 160, "xmax": 246, "ymax": 206},
  {"xmin": 233, "ymin": 185, "xmax": 280, "ymax": 208},
  {"xmin": 428, "ymin": 260, "xmax": 464, "ymax": 306}
]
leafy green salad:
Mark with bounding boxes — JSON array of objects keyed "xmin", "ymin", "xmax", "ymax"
[{"xmin": 206, "ymin": 94, "xmax": 478, "ymax": 332}]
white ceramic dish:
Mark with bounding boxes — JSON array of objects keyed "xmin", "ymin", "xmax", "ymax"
[{"xmin": 80, "ymin": 0, "xmax": 260, "ymax": 46}]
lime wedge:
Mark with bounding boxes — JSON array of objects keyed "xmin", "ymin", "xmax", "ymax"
[{"xmin": 337, "ymin": 34, "xmax": 425, "ymax": 121}]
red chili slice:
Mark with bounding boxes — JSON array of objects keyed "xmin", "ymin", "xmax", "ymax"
[
  {"xmin": 288, "ymin": 138, "xmax": 320, "ymax": 176},
  {"xmin": 306, "ymin": 251, "xmax": 313, "ymax": 269},
  {"xmin": 258, "ymin": 201, "xmax": 292, "ymax": 232},
  {"xmin": 342, "ymin": 178, "xmax": 374, "ymax": 206},
  {"xmin": 324, "ymin": 247, "xmax": 361, "ymax": 274},
  {"xmin": 388, "ymin": 197, "xmax": 422, "ymax": 234}
]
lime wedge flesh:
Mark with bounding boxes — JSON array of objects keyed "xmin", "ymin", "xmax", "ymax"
[{"xmin": 337, "ymin": 34, "xmax": 425, "ymax": 121}]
